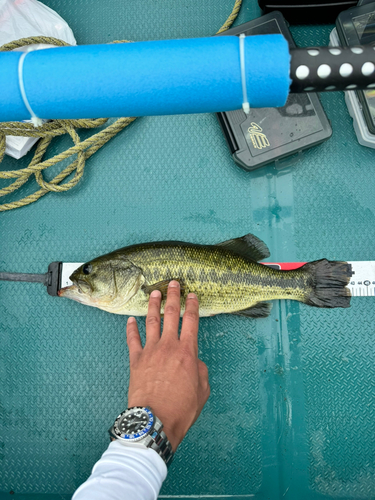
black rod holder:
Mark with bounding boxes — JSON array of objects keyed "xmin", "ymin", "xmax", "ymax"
[{"xmin": 290, "ymin": 45, "xmax": 375, "ymax": 93}]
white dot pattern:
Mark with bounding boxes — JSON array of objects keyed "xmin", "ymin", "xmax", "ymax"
[
  {"xmin": 325, "ymin": 85, "xmax": 336, "ymax": 90},
  {"xmin": 362, "ymin": 62, "xmax": 375, "ymax": 76},
  {"xmin": 329, "ymin": 48, "xmax": 341, "ymax": 55},
  {"xmin": 367, "ymin": 83, "xmax": 375, "ymax": 88},
  {"xmin": 346, "ymin": 84, "xmax": 357, "ymax": 89},
  {"xmin": 339, "ymin": 63, "xmax": 353, "ymax": 77},
  {"xmin": 308, "ymin": 49, "xmax": 319, "ymax": 56},
  {"xmin": 351, "ymin": 47, "xmax": 363, "ymax": 55},
  {"xmin": 317, "ymin": 64, "xmax": 331, "ymax": 79},
  {"xmin": 296, "ymin": 65, "xmax": 309, "ymax": 80}
]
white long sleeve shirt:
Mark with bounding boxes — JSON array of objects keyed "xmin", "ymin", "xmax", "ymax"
[{"xmin": 72, "ymin": 441, "xmax": 168, "ymax": 500}]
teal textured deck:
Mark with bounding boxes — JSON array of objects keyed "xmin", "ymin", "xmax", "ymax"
[{"xmin": 1, "ymin": 1, "xmax": 375, "ymax": 499}]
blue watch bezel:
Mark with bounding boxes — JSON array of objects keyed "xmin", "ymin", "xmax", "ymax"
[{"xmin": 115, "ymin": 406, "xmax": 154, "ymax": 442}]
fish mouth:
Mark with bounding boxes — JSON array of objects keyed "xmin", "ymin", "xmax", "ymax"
[{"xmin": 58, "ymin": 284, "xmax": 90, "ymax": 304}]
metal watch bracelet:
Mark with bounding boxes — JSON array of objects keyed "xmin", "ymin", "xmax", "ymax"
[{"xmin": 139, "ymin": 417, "xmax": 174, "ymax": 466}]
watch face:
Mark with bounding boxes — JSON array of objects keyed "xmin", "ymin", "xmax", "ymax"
[{"xmin": 114, "ymin": 407, "xmax": 154, "ymax": 441}]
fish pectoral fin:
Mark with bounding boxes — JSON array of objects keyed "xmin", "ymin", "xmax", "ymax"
[
  {"xmin": 216, "ymin": 233, "xmax": 270, "ymax": 262},
  {"xmin": 232, "ymin": 301, "xmax": 272, "ymax": 318},
  {"xmin": 142, "ymin": 279, "xmax": 185, "ymax": 299}
]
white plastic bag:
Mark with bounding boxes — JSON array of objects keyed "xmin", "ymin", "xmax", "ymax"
[
  {"xmin": 0, "ymin": 0, "xmax": 76, "ymax": 46},
  {"xmin": 0, "ymin": 0, "xmax": 76, "ymax": 158}
]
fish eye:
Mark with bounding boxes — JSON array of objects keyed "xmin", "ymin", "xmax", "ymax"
[{"xmin": 82, "ymin": 263, "xmax": 93, "ymax": 275}]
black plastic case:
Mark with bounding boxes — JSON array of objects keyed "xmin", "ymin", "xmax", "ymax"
[
  {"xmin": 216, "ymin": 12, "xmax": 332, "ymax": 172},
  {"xmin": 336, "ymin": 2, "xmax": 375, "ymax": 135},
  {"xmin": 258, "ymin": 0, "xmax": 357, "ymax": 24}
]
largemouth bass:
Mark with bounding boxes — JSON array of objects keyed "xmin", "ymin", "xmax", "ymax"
[{"xmin": 58, "ymin": 233, "xmax": 352, "ymax": 318}]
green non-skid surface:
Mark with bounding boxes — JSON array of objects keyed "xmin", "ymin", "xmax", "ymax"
[{"xmin": 1, "ymin": 1, "xmax": 375, "ymax": 499}]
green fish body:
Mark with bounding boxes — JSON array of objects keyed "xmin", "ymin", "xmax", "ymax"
[{"xmin": 59, "ymin": 234, "xmax": 352, "ymax": 318}]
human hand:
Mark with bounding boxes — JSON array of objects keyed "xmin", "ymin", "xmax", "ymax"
[{"xmin": 126, "ymin": 281, "xmax": 210, "ymax": 452}]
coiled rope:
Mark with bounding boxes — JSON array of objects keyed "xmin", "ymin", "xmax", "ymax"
[{"xmin": 0, "ymin": 0, "xmax": 242, "ymax": 212}]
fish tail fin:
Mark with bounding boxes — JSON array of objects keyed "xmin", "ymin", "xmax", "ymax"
[{"xmin": 301, "ymin": 259, "xmax": 352, "ymax": 308}]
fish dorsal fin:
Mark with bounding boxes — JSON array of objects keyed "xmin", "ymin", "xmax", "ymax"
[
  {"xmin": 216, "ymin": 233, "xmax": 270, "ymax": 262},
  {"xmin": 232, "ymin": 301, "xmax": 272, "ymax": 318},
  {"xmin": 142, "ymin": 279, "xmax": 185, "ymax": 300}
]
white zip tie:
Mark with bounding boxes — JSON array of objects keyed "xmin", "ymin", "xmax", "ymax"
[
  {"xmin": 239, "ymin": 33, "xmax": 250, "ymax": 115},
  {"xmin": 18, "ymin": 49, "xmax": 43, "ymax": 127}
]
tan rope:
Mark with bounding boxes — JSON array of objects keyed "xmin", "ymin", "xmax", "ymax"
[
  {"xmin": 0, "ymin": 0, "xmax": 242, "ymax": 212},
  {"xmin": 216, "ymin": 0, "xmax": 243, "ymax": 34}
]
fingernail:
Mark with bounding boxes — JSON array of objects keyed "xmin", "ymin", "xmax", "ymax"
[
  {"xmin": 169, "ymin": 280, "xmax": 180, "ymax": 288},
  {"xmin": 150, "ymin": 290, "xmax": 161, "ymax": 298},
  {"xmin": 187, "ymin": 293, "xmax": 197, "ymax": 299},
  {"xmin": 127, "ymin": 316, "xmax": 136, "ymax": 323}
]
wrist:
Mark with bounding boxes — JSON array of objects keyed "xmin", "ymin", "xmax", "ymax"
[
  {"xmin": 158, "ymin": 426, "xmax": 179, "ymax": 453},
  {"xmin": 153, "ymin": 417, "xmax": 183, "ymax": 452},
  {"xmin": 127, "ymin": 401, "xmax": 182, "ymax": 452}
]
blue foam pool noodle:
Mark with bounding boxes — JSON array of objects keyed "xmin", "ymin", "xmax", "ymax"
[{"xmin": 0, "ymin": 35, "xmax": 291, "ymax": 121}]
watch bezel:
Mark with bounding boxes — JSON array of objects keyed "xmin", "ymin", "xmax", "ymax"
[{"xmin": 113, "ymin": 406, "xmax": 154, "ymax": 442}]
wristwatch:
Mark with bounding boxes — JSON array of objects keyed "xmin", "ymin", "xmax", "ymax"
[{"xmin": 108, "ymin": 406, "xmax": 174, "ymax": 467}]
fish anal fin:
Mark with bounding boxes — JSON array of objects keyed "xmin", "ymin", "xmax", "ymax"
[
  {"xmin": 232, "ymin": 301, "xmax": 272, "ymax": 318},
  {"xmin": 217, "ymin": 233, "xmax": 270, "ymax": 262},
  {"xmin": 142, "ymin": 279, "xmax": 185, "ymax": 299}
]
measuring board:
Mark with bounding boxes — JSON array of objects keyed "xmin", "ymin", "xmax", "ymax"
[
  {"xmin": 59, "ymin": 261, "xmax": 375, "ymax": 298},
  {"xmin": 1, "ymin": 261, "xmax": 373, "ymax": 297}
]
